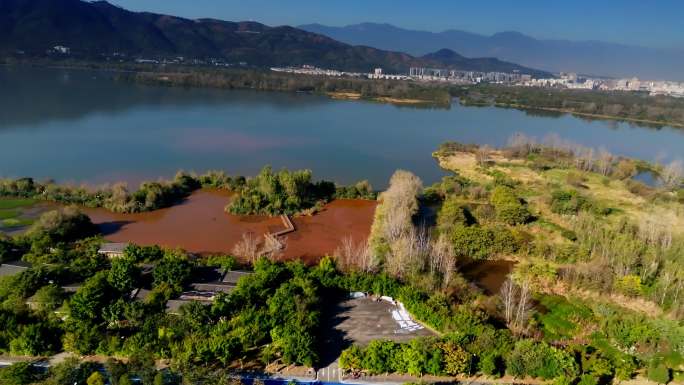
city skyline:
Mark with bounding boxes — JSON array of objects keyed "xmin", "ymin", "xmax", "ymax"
[{"xmin": 109, "ymin": 0, "xmax": 684, "ymax": 50}]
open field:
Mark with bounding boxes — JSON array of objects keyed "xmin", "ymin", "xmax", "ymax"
[
  {"xmin": 0, "ymin": 198, "xmax": 35, "ymax": 210},
  {"xmin": 0, "ymin": 198, "xmax": 47, "ymax": 234}
]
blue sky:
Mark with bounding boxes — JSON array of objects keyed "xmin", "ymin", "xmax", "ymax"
[{"xmin": 110, "ymin": 0, "xmax": 684, "ymax": 49}]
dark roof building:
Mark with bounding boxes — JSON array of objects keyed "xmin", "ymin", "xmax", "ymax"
[
  {"xmin": 97, "ymin": 242, "xmax": 128, "ymax": 258},
  {"xmin": 0, "ymin": 260, "xmax": 31, "ymax": 277}
]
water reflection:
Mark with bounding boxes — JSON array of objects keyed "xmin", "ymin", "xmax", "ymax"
[{"xmin": 1, "ymin": 66, "xmax": 683, "ymax": 188}]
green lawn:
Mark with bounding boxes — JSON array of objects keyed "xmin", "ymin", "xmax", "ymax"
[
  {"xmin": 0, "ymin": 209, "xmax": 20, "ymax": 220},
  {"xmin": 1, "ymin": 218, "xmax": 34, "ymax": 228},
  {"xmin": 0, "ymin": 198, "xmax": 36, "ymax": 210}
]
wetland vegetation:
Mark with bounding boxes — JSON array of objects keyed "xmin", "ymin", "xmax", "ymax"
[{"xmin": 1, "ymin": 136, "xmax": 683, "ymax": 385}]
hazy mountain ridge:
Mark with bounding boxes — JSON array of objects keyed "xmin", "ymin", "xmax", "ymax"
[
  {"xmin": 0, "ymin": 0, "xmax": 548, "ymax": 75},
  {"xmin": 300, "ymin": 22, "xmax": 684, "ymax": 80}
]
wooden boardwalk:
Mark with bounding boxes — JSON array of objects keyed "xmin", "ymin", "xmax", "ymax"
[{"xmin": 263, "ymin": 215, "xmax": 296, "ymax": 252}]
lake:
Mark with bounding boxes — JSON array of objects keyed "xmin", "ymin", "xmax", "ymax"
[{"xmin": 1, "ymin": 66, "xmax": 683, "ymax": 188}]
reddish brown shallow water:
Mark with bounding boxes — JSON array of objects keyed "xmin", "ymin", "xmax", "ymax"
[{"xmin": 85, "ymin": 190, "xmax": 377, "ymax": 263}]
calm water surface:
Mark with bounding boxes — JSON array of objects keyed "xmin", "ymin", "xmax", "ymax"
[{"xmin": 1, "ymin": 66, "xmax": 683, "ymax": 188}]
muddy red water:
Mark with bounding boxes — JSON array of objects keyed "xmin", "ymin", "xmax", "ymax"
[{"xmin": 85, "ymin": 190, "xmax": 377, "ymax": 264}]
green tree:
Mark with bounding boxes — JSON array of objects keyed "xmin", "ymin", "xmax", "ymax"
[
  {"xmin": 10, "ymin": 322, "xmax": 61, "ymax": 356},
  {"xmin": 70, "ymin": 271, "xmax": 112, "ymax": 323},
  {"xmin": 108, "ymin": 257, "xmax": 141, "ymax": 294},
  {"xmin": 30, "ymin": 284, "xmax": 64, "ymax": 312},
  {"xmin": 340, "ymin": 345, "xmax": 364, "ymax": 372},
  {"xmin": 362, "ymin": 340, "xmax": 396, "ymax": 374},
  {"xmin": 154, "ymin": 372, "xmax": 165, "ymax": 385},
  {"xmin": 440, "ymin": 340, "xmax": 471, "ymax": 375},
  {"xmin": 506, "ymin": 340, "xmax": 577, "ymax": 380},
  {"xmin": 87, "ymin": 371, "xmax": 106, "ymax": 385},
  {"xmin": 104, "ymin": 358, "xmax": 128, "ymax": 385},
  {"xmin": 0, "ymin": 362, "xmax": 36, "ymax": 385},
  {"xmin": 490, "ymin": 186, "xmax": 531, "ymax": 225},
  {"xmin": 119, "ymin": 375, "xmax": 133, "ymax": 385},
  {"xmin": 437, "ymin": 197, "xmax": 471, "ymax": 234},
  {"xmin": 26, "ymin": 207, "xmax": 97, "ymax": 244},
  {"xmin": 153, "ymin": 251, "xmax": 192, "ymax": 291}
]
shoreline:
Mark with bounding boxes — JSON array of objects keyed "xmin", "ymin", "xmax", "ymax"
[
  {"xmin": 496, "ymin": 102, "xmax": 684, "ymax": 128},
  {"xmin": 3, "ymin": 61, "xmax": 681, "ymax": 127},
  {"xmin": 458, "ymin": 100, "xmax": 684, "ymax": 129}
]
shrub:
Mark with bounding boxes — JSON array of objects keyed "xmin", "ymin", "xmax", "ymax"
[
  {"xmin": 0, "ymin": 362, "xmax": 38, "ymax": 385},
  {"xmin": 25, "ymin": 207, "xmax": 97, "ymax": 244},
  {"xmin": 451, "ymin": 225, "xmax": 517, "ymax": 260},
  {"xmin": 550, "ymin": 190, "xmax": 610, "ymax": 216},
  {"xmin": 87, "ymin": 372, "xmax": 106, "ymax": 385},
  {"xmin": 576, "ymin": 374, "xmax": 598, "ymax": 385},
  {"xmin": 550, "ymin": 190, "xmax": 586, "ymax": 215},
  {"xmin": 505, "ymin": 340, "xmax": 578, "ymax": 380},
  {"xmin": 478, "ymin": 353, "xmax": 504, "ymax": 377},
  {"xmin": 335, "ymin": 180, "xmax": 376, "ymax": 200},
  {"xmin": 490, "ymin": 186, "xmax": 531, "ymax": 225},
  {"xmin": 152, "ymin": 252, "xmax": 192, "ymax": 292},
  {"xmin": 648, "ymin": 360, "xmax": 671, "ymax": 384},
  {"xmin": 613, "ymin": 159, "xmax": 637, "ymax": 179},
  {"xmin": 437, "ymin": 197, "xmax": 473, "ymax": 233},
  {"xmin": 440, "ymin": 340, "xmax": 471, "ymax": 375},
  {"xmin": 613, "ymin": 275, "xmax": 643, "ymax": 297},
  {"xmin": 566, "ymin": 172, "xmax": 588, "ymax": 188},
  {"xmin": 340, "ymin": 345, "xmax": 364, "ymax": 372},
  {"xmin": 625, "ymin": 179, "xmax": 655, "ymax": 199}
]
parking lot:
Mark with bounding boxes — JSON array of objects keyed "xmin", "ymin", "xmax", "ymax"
[{"xmin": 331, "ymin": 296, "xmax": 435, "ymax": 345}]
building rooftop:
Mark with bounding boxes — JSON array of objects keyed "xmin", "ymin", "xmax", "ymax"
[
  {"xmin": 61, "ymin": 283, "xmax": 83, "ymax": 293},
  {"xmin": 98, "ymin": 242, "xmax": 128, "ymax": 254},
  {"xmin": 222, "ymin": 270, "xmax": 252, "ymax": 285},
  {"xmin": 0, "ymin": 260, "xmax": 32, "ymax": 277}
]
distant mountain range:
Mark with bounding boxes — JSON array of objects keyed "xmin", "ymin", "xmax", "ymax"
[
  {"xmin": 300, "ymin": 23, "xmax": 684, "ymax": 80},
  {"xmin": 0, "ymin": 0, "xmax": 549, "ymax": 76}
]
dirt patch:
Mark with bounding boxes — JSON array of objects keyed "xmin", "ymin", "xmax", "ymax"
[
  {"xmin": 328, "ymin": 91, "xmax": 362, "ymax": 100},
  {"xmin": 85, "ymin": 190, "xmax": 377, "ymax": 264}
]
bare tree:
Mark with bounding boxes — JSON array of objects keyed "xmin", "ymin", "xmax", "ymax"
[
  {"xmin": 661, "ymin": 159, "xmax": 684, "ymax": 188},
  {"xmin": 432, "ymin": 234, "xmax": 456, "ymax": 288},
  {"xmin": 597, "ymin": 147, "xmax": 614, "ymax": 176},
  {"xmin": 575, "ymin": 146, "xmax": 595, "ymax": 172},
  {"xmin": 514, "ymin": 280, "xmax": 532, "ymax": 333},
  {"xmin": 500, "ymin": 278, "xmax": 516, "ymax": 326},
  {"xmin": 262, "ymin": 234, "xmax": 286, "ymax": 261},
  {"xmin": 334, "ymin": 236, "xmax": 375, "ymax": 272},
  {"xmin": 507, "ymin": 132, "xmax": 537, "ymax": 158},
  {"xmin": 500, "ymin": 277, "xmax": 532, "ymax": 335},
  {"xmin": 233, "ymin": 232, "xmax": 260, "ymax": 264},
  {"xmin": 373, "ymin": 170, "xmax": 424, "ymax": 277},
  {"xmin": 475, "ymin": 144, "xmax": 492, "ymax": 166}
]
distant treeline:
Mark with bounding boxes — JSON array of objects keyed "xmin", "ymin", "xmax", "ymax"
[
  {"xmin": 117, "ymin": 68, "xmax": 453, "ymax": 106},
  {"xmin": 451, "ymin": 84, "xmax": 684, "ymax": 128}
]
